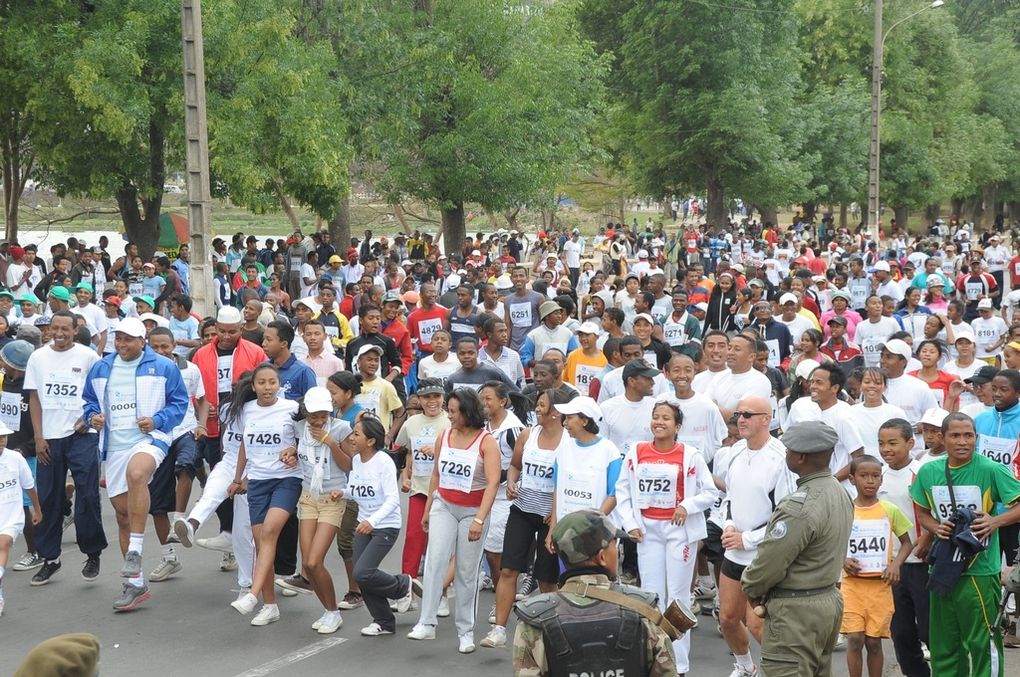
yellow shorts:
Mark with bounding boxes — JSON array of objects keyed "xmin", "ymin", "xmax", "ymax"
[
  {"xmin": 840, "ymin": 576, "xmax": 893, "ymax": 638},
  {"xmin": 296, "ymin": 490, "xmax": 346, "ymax": 527}
]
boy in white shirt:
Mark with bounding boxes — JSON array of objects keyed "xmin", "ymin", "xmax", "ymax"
[{"xmin": 0, "ymin": 423, "xmax": 42, "ymax": 616}]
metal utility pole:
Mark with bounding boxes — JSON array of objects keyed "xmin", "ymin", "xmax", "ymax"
[
  {"xmin": 866, "ymin": 0, "xmax": 883, "ymax": 243},
  {"xmin": 181, "ymin": 0, "xmax": 214, "ymax": 316}
]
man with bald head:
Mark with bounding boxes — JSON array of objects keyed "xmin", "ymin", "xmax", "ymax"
[{"xmin": 714, "ymin": 395, "xmax": 797, "ymax": 677}]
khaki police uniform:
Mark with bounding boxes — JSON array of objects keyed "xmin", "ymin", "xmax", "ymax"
[{"xmin": 741, "ymin": 421, "xmax": 853, "ymax": 677}]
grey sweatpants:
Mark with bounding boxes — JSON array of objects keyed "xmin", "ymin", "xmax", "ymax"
[{"xmin": 353, "ymin": 528, "xmax": 407, "ymax": 632}]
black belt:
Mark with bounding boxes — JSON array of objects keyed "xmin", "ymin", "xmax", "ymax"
[{"xmin": 769, "ymin": 585, "xmax": 835, "ymax": 599}]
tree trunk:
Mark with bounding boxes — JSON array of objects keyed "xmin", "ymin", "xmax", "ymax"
[
  {"xmin": 923, "ymin": 203, "xmax": 939, "ymax": 224},
  {"xmin": 441, "ymin": 201, "xmax": 465, "ymax": 257},
  {"xmin": 839, "ymin": 203, "xmax": 848, "ymax": 229},
  {"xmin": 503, "ymin": 207, "xmax": 520, "ymax": 231},
  {"xmin": 705, "ymin": 171, "xmax": 726, "ymax": 226},
  {"xmin": 753, "ymin": 205, "xmax": 778, "ymax": 227},
  {"xmin": 391, "ymin": 203, "xmax": 413, "ymax": 235},
  {"xmin": 801, "ymin": 202, "xmax": 817, "ymax": 224},
  {"xmin": 979, "ymin": 185, "xmax": 996, "ymax": 230},
  {"xmin": 116, "ymin": 183, "xmax": 163, "ymax": 259},
  {"xmin": 892, "ymin": 206, "xmax": 909, "ymax": 234},
  {"xmin": 2, "ymin": 111, "xmax": 33, "ymax": 243},
  {"xmin": 1008, "ymin": 201, "xmax": 1020, "ymax": 223},
  {"xmin": 485, "ymin": 208, "xmax": 499, "ymax": 232},
  {"xmin": 272, "ymin": 178, "xmax": 301, "ymax": 230},
  {"xmin": 328, "ymin": 192, "xmax": 351, "ymax": 252},
  {"xmin": 951, "ymin": 198, "xmax": 965, "ymax": 222}
]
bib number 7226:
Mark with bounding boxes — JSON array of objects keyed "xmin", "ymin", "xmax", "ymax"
[{"xmin": 440, "ymin": 460, "xmax": 470, "ymax": 477}]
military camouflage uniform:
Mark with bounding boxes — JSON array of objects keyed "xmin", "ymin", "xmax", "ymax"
[
  {"xmin": 741, "ymin": 468, "xmax": 853, "ymax": 677},
  {"xmin": 512, "ymin": 572, "xmax": 677, "ymax": 677}
]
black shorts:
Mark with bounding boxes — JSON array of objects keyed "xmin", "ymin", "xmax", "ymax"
[
  {"xmin": 703, "ymin": 521, "xmax": 725, "ymax": 566},
  {"xmin": 501, "ymin": 505, "xmax": 558, "ymax": 584},
  {"xmin": 720, "ymin": 558, "xmax": 747, "ymax": 582},
  {"xmin": 148, "ymin": 444, "xmax": 178, "ymax": 516}
]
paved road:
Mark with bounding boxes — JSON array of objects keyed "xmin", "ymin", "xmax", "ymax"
[{"xmin": 3, "ymin": 496, "xmax": 1018, "ymax": 676}]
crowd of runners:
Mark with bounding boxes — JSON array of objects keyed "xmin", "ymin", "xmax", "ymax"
[{"xmin": 0, "ymin": 216, "xmax": 1019, "ymax": 676}]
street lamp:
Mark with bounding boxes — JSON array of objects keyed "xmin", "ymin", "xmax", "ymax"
[{"xmin": 866, "ymin": 0, "xmax": 944, "ymax": 242}]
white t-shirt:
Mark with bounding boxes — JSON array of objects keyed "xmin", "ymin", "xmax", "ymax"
[
  {"xmin": 845, "ymin": 402, "xmax": 908, "ymax": 457},
  {"xmin": 786, "ymin": 399, "xmax": 865, "ymax": 489},
  {"xmin": 719, "ymin": 437, "xmax": 796, "ymax": 565},
  {"xmin": 777, "ymin": 314, "xmax": 815, "ymax": 345},
  {"xmin": 875, "ymin": 279, "xmax": 903, "ymax": 302},
  {"xmin": 1002, "ymin": 289, "xmax": 1020, "ymax": 324},
  {"xmin": 853, "ymin": 317, "xmax": 902, "ymax": 367},
  {"xmin": 417, "ymin": 354, "xmax": 461, "ymax": 383},
  {"xmin": 943, "ymin": 360, "xmax": 981, "ymax": 407},
  {"xmin": 600, "ymin": 395, "xmax": 655, "ymax": 460},
  {"xmin": 878, "ymin": 460, "xmax": 923, "ymax": 563},
  {"xmin": 73, "ymin": 303, "xmax": 107, "ymax": 341},
  {"xmin": 347, "ymin": 451, "xmax": 401, "ymax": 530},
  {"xmin": 562, "ymin": 240, "xmax": 582, "ymax": 268},
  {"xmin": 300, "ymin": 262, "xmax": 318, "ymax": 297},
  {"xmin": 241, "ymin": 398, "xmax": 299, "ymax": 480},
  {"xmin": 675, "ymin": 392, "xmax": 728, "ymax": 464},
  {"xmin": 705, "ymin": 367, "xmax": 773, "ymax": 412},
  {"xmin": 172, "ymin": 362, "xmax": 205, "ymax": 441},
  {"xmin": 596, "ymin": 366, "xmax": 672, "ymax": 404},
  {"xmin": 0, "ymin": 449, "xmax": 34, "ymax": 527},
  {"xmin": 885, "ymin": 374, "xmax": 938, "ymax": 427},
  {"xmin": 691, "ymin": 368, "xmax": 727, "ymax": 395},
  {"xmin": 969, "ymin": 316, "xmax": 1008, "ymax": 358},
  {"xmin": 24, "ymin": 344, "xmax": 100, "ymax": 439}
]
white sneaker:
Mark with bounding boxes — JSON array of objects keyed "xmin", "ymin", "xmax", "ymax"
[
  {"xmin": 727, "ymin": 664, "xmax": 757, "ymax": 677},
  {"xmin": 318, "ymin": 611, "xmax": 343, "ymax": 634},
  {"xmin": 149, "ymin": 558, "xmax": 182, "ymax": 582},
  {"xmin": 922, "ymin": 643, "xmax": 931, "ymax": 661},
  {"xmin": 172, "ymin": 518, "xmax": 195, "ymax": 548},
  {"xmin": 312, "ymin": 610, "xmax": 332, "ymax": 631},
  {"xmin": 361, "ymin": 622, "xmax": 394, "ymax": 636},
  {"xmin": 488, "ymin": 602, "xmax": 496, "ymax": 624},
  {"xmin": 394, "ymin": 587, "xmax": 414, "ymax": 614},
  {"xmin": 437, "ymin": 595, "xmax": 450, "ymax": 617},
  {"xmin": 458, "ymin": 633, "xmax": 476, "ymax": 654},
  {"xmin": 692, "ymin": 581, "xmax": 717, "ymax": 601},
  {"xmin": 251, "ymin": 604, "xmax": 280, "ymax": 626},
  {"xmin": 480, "ymin": 626, "xmax": 507, "ymax": 648},
  {"xmin": 231, "ymin": 592, "xmax": 258, "ymax": 615},
  {"xmin": 407, "ymin": 623, "xmax": 436, "ymax": 640},
  {"xmin": 477, "ymin": 574, "xmax": 494, "ymax": 591},
  {"xmin": 196, "ymin": 533, "xmax": 233, "ymax": 553}
]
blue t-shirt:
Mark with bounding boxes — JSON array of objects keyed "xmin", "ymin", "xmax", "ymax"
[
  {"xmin": 142, "ymin": 275, "xmax": 165, "ymax": 299},
  {"xmin": 169, "ymin": 315, "xmax": 200, "ymax": 357}
]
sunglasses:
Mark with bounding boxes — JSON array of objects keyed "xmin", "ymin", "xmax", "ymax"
[{"xmin": 733, "ymin": 411, "xmax": 770, "ymax": 419}]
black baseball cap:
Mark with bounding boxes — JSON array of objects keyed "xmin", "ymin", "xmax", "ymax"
[
  {"xmin": 965, "ymin": 366, "xmax": 999, "ymax": 385},
  {"xmin": 622, "ymin": 359, "xmax": 660, "ymax": 383}
]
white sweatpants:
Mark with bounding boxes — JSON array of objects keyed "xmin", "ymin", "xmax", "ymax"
[
  {"xmin": 416, "ymin": 497, "xmax": 487, "ymax": 638},
  {"xmin": 637, "ymin": 518, "xmax": 698, "ymax": 673},
  {"xmin": 185, "ymin": 457, "xmax": 254, "ymax": 589}
]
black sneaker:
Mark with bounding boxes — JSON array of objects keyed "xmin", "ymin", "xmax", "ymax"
[
  {"xmin": 82, "ymin": 556, "xmax": 100, "ymax": 582},
  {"xmin": 31, "ymin": 560, "xmax": 61, "ymax": 586}
]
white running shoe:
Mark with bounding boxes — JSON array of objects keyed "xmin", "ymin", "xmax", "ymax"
[
  {"xmin": 437, "ymin": 595, "xmax": 450, "ymax": 617},
  {"xmin": 231, "ymin": 592, "xmax": 258, "ymax": 615},
  {"xmin": 488, "ymin": 602, "xmax": 496, "ymax": 625},
  {"xmin": 172, "ymin": 518, "xmax": 195, "ymax": 548},
  {"xmin": 361, "ymin": 622, "xmax": 394, "ymax": 636},
  {"xmin": 458, "ymin": 633, "xmax": 476, "ymax": 654},
  {"xmin": 149, "ymin": 558, "xmax": 182, "ymax": 582},
  {"xmin": 407, "ymin": 623, "xmax": 436, "ymax": 640},
  {"xmin": 312, "ymin": 610, "xmax": 332, "ymax": 631},
  {"xmin": 251, "ymin": 605, "xmax": 280, "ymax": 626},
  {"xmin": 12, "ymin": 552, "xmax": 44, "ymax": 571},
  {"xmin": 394, "ymin": 580, "xmax": 414, "ymax": 614},
  {"xmin": 692, "ymin": 581, "xmax": 717, "ymax": 601},
  {"xmin": 727, "ymin": 664, "xmax": 758, "ymax": 677},
  {"xmin": 480, "ymin": 626, "xmax": 507, "ymax": 648},
  {"xmin": 220, "ymin": 552, "xmax": 237, "ymax": 572},
  {"xmin": 196, "ymin": 533, "xmax": 233, "ymax": 553},
  {"xmin": 477, "ymin": 574, "xmax": 494, "ymax": 591},
  {"xmin": 318, "ymin": 611, "xmax": 343, "ymax": 634}
]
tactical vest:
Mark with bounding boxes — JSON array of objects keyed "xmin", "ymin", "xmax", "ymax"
[{"xmin": 516, "ymin": 586, "xmax": 650, "ymax": 677}]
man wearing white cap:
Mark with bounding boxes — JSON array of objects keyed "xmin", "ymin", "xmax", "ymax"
[
  {"xmin": 189, "ymin": 306, "xmax": 267, "ymax": 562},
  {"xmin": 970, "ymin": 298, "xmax": 1008, "ymax": 365},
  {"xmin": 82, "ymin": 317, "xmax": 189, "ymax": 611},
  {"xmin": 853, "ymin": 295, "xmax": 902, "ymax": 368},
  {"xmin": 775, "ymin": 293, "xmax": 815, "ymax": 346},
  {"xmin": 880, "ymin": 339, "xmax": 938, "ymax": 439},
  {"xmin": 24, "ymin": 311, "xmax": 104, "ymax": 588},
  {"xmin": 631, "ymin": 249, "xmax": 651, "ymax": 279},
  {"xmin": 872, "ymin": 261, "xmax": 903, "ymax": 302}
]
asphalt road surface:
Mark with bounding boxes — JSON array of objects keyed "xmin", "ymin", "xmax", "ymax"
[{"xmin": 3, "ymin": 495, "xmax": 1017, "ymax": 676}]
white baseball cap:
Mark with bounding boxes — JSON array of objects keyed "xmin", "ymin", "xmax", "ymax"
[
  {"xmin": 356, "ymin": 344, "xmax": 384, "ymax": 359},
  {"xmin": 977, "ymin": 298, "xmax": 994, "ymax": 310},
  {"xmin": 880, "ymin": 338, "xmax": 913, "ymax": 360},
  {"xmin": 554, "ymin": 396, "xmax": 603, "ymax": 422},
  {"xmin": 303, "ymin": 387, "xmax": 334, "ymax": 414},
  {"xmin": 577, "ymin": 321, "xmax": 601, "ymax": 335},
  {"xmin": 637, "ymin": 249, "xmax": 649, "ymax": 259},
  {"xmin": 779, "ymin": 292, "xmax": 798, "ymax": 306},
  {"xmin": 874, "ymin": 261, "xmax": 891, "ymax": 272},
  {"xmin": 632, "ymin": 313, "xmax": 655, "ymax": 326},
  {"xmin": 919, "ymin": 407, "xmax": 950, "ymax": 428},
  {"xmin": 115, "ymin": 317, "xmax": 146, "ymax": 339},
  {"xmin": 794, "ymin": 358, "xmax": 820, "ymax": 380}
]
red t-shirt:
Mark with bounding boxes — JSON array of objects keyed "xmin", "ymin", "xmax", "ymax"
[
  {"xmin": 909, "ymin": 369, "xmax": 956, "ymax": 408},
  {"xmin": 630, "ymin": 442, "xmax": 686, "ymax": 521},
  {"xmin": 1009, "ymin": 256, "xmax": 1020, "ymax": 287},
  {"xmin": 407, "ymin": 306, "xmax": 448, "ymax": 354}
]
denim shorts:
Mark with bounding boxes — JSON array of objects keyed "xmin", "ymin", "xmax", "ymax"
[
  {"xmin": 172, "ymin": 433, "xmax": 199, "ymax": 478},
  {"xmin": 23, "ymin": 455, "xmax": 37, "ymax": 508},
  {"xmin": 247, "ymin": 476, "xmax": 302, "ymax": 525}
]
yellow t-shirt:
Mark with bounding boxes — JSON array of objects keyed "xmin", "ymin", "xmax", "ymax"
[
  {"xmin": 564, "ymin": 348, "xmax": 607, "ymax": 394},
  {"xmin": 847, "ymin": 499, "xmax": 912, "ymax": 577},
  {"xmin": 354, "ymin": 378, "xmax": 403, "ymax": 434}
]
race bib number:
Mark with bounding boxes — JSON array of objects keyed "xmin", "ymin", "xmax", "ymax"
[
  {"xmin": 0, "ymin": 392, "xmax": 22, "ymax": 432},
  {"xmin": 509, "ymin": 302, "xmax": 533, "ymax": 328},
  {"xmin": 216, "ymin": 354, "xmax": 233, "ymax": 393},
  {"xmin": 347, "ymin": 469, "xmax": 383, "ymax": 513},
  {"xmin": 643, "ymin": 350, "xmax": 659, "ymax": 367},
  {"xmin": 965, "ymin": 281, "xmax": 982, "ymax": 301},
  {"xmin": 438, "ymin": 445, "xmax": 478, "ymax": 493},
  {"xmin": 297, "ymin": 441, "xmax": 330, "ymax": 481},
  {"xmin": 417, "ymin": 318, "xmax": 442, "ymax": 346},
  {"xmin": 411, "ymin": 435, "xmax": 435, "ymax": 477},
  {"xmin": 574, "ymin": 365, "xmax": 601, "ymax": 392},
  {"xmin": 847, "ymin": 518, "xmax": 890, "ymax": 574},
  {"xmin": 520, "ymin": 447, "xmax": 555, "ymax": 493},
  {"xmin": 324, "ymin": 325, "xmax": 340, "ymax": 339},
  {"xmin": 244, "ymin": 421, "xmax": 283, "ymax": 457},
  {"xmin": 663, "ymin": 323, "xmax": 685, "ymax": 347},
  {"xmin": 0, "ymin": 470, "xmax": 17, "ymax": 505},
  {"xmin": 931, "ymin": 484, "xmax": 982, "ymax": 522},
  {"xmin": 765, "ymin": 338, "xmax": 780, "ymax": 368},
  {"xmin": 850, "ymin": 285, "xmax": 868, "ymax": 308},
  {"xmin": 128, "ymin": 282, "xmax": 144, "ymax": 297},
  {"xmin": 977, "ymin": 435, "xmax": 1017, "ymax": 466},
  {"xmin": 355, "ymin": 389, "xmax": 381, "ymax": 416},
  {"xmin": 289, "ymin": 255, "xmax": 303, "ymax": 272},
  {"xmin": 861, "ymin": 337, "xmax": 883, "ymax": 365},
  {"xmin": 558, "ymin": 469, "xmax": 597, "ymax": 515},
  {"xmin": 636, "ymin": 463, "xmax": 679, "ymax": 510},
  {"xmin": 1014, "ymin": 262, "xmax": 1020, "ymax": 277},
  {"xmin": 41, "ymin": 373, "xmax": 83, "ymax": 412},
  {"xmin": 108, "ymin": 387, "xmax": 138, "ymax": 431}
]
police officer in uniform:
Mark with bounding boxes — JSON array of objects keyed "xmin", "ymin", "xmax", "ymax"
[
  {"xmin": 512, "ymin": 509, "xmax": 677, "ymax": 677},
  {"xmin": 740, "ymin": 420, "xmax": 853, "ymax": 677}
]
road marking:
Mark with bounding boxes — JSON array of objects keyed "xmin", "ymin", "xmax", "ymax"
[{"xmin": 234, "ymin": 637, "xmax": 347, "ymax": 677}]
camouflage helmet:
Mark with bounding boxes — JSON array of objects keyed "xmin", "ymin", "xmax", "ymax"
[{"xmin": 552, "ymin": 509, "xmax": 631, "ymax": 566}]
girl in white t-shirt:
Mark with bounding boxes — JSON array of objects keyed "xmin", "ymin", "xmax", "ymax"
[
  {"xmin": 846, "ymin": 368, "xmax": 907, "ymax": 457},
  {"xmin": 228, "ymin": 364, "xmax": 299, "ymax": 627},
  {"xmin": 0, "ymin": 423, "xmax": 40, "ymax": 617}
]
